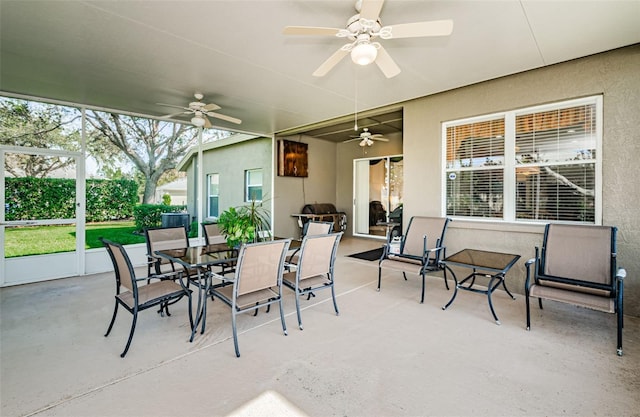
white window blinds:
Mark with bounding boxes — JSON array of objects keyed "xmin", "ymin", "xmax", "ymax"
[
  {"xmin": 515, "ymin": 104, "xmax": 596, "ymax": 222},
  {"xmin": 444, "ymin": 96, "xmax": 600, "ymax": 223},
  {"xmin": 446, "ymin": 118, "xmax": 505, "ymax": 218}
]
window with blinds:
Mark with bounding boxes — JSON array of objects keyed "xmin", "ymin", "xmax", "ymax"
[
  {"xmin": 446, "ymin": 118, "xmax": 505, "ymax": 218},
  {"xmin": 444, "ymin": 96, "xmax": 601, "ymax": 223}
]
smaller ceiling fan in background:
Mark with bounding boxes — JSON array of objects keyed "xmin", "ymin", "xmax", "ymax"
[
  {"xmin": 158, "ymin": 93, "xmax": 242, "ymax": 128},
  {"xmin": 343, "ymin": 128, "xmax": 389, "ymax": 147},
  {"xmin": 283, "ymin": 0, "xmax": 453, "ymax": 78}
]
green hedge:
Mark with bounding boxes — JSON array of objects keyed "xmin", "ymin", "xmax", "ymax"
[
  {"xmin": 86, "ymin": 179, "xmax": 138, "ymax": 221},
  {"xmin": 5, "ymin": 177, "xmax": 138, "ymax": 222}
]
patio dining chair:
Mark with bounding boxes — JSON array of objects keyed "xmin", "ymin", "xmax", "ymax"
[
  {"xmin": 145, "ymin": 225, "xmax": 191, "ymax": 279},
  {"xmin": 287, "ymin": 220, "xmax": 333, "ymax": 266},
  {"xmin": 100, "ymin": 238, "xmax": 193, "ymax": 358},
  {"xmin": 282, "ymin": 232, "xmax": 342, "ymax": 330},
  {"xmin": 378, "ymin": 216, "xmax": 450, "ymax": 303},
  {"xmin": 202, "ymin": 222, "xmax": 236, "ymax": 275},
  {"xmin": 525, "ymin": 223, "xmax": 626, "ymax": 355},
  {"xmin": 209, "ymin": 239, "xmax": 291, "ymax": 357}
]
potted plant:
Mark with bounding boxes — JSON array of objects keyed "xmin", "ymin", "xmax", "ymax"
[{"xmin": 217, "ymin": 198, "xmax": 272, "ymax": 248}]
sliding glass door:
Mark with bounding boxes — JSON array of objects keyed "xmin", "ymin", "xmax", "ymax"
[{"xmin": 353, "ymin": 155, "xmax": 403, "ymax": 238}]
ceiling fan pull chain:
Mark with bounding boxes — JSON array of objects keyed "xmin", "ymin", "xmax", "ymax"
[{"xmin": 354, "ymin": 73, "xmax": 358, "ymax": 131}]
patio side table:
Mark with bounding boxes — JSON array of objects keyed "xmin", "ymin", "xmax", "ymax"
[{"xmin": 441, "ymin": 248, "xmax": 520, "ymax": 325}]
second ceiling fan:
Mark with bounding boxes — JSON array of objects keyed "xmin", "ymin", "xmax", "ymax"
[
  {"xmin": 283, "ymin": 0, "xmax": 453, "ymax": 78},
  {"xmin": 343, "ymin": 128, "xmax": 389, "ymax": 147},
  {"xmin": 158, "ymin": 93, "xmax": 242, "ymax": 128}
]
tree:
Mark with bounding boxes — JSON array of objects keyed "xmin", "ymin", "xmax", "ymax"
[
  {"xmin": 0, "ymin": 98, "xmax": 81, "ymax": 178},
  {"xmin": 86, "ymin": 111, "xmax": 200, "ymax": 203}
]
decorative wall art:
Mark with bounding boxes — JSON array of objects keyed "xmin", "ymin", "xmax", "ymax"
[{"xmin": 278, "ymin": 140, "xmax": 308, "ymax": 177}]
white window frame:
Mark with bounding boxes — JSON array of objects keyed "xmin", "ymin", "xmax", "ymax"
[
  {"xmin": 207, "ymin": 173, "xmax": 219, "ymax": 219},
  {"xmin": 245, "ymin": 169, "xmax": 263, "ymax": 202},
  {"xmin": 442, "ymin": 95, "xmax": 602, "ymax": 225}
]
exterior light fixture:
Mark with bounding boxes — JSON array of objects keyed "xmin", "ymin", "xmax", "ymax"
[{"xmin": 351, "ymin": 42, "xmax": 377, "ymax": 66}]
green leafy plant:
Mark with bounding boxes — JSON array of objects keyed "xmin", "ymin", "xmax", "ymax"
[
  {"xmin": 216, "ymin": 198, "xmax": 271, "ymax": 248},
  {"xmin": 217, "ymin": 206, "xmax": 255, "ymax": 248}
]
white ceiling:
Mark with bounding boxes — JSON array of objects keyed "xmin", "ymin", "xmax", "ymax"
[{"xmin": 1, "ymin": 0, "xmax": 638, "ymax": 142}]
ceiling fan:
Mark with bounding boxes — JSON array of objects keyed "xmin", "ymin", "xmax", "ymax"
[
  {"xmin": 283, "ymin": 0, "xmax": 453, "ymax": 78},
  {"xmin": 158, "ymin": 93, "xmax": 242, "ymax": 128},
  {"xmin": 343, "ymin": 128, "xmax": 390, "ymax": 147}
]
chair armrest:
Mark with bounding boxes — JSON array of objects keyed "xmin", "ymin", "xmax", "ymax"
[
  {"xmin": 422, "ymin": 245, "xmax": 445, "ymax": 263},
  {"xmin": 380, "ymin": 244, "xmax": 390, "ymax": 261},
  {"xmin": 137, "ymin": 269, "xmax": 183, "ymax": 283},
  {"xmin": 525, "ymin": 258, "xmax": 536, "ymax": 268}
]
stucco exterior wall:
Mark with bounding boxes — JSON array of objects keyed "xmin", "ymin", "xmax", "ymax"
[
  {"xmin": 273, "ymin": 136, "xmax": 339, "ymax": 239},
  {"xmin": 401, "ymin": 45, "xmax": 640, "ymax": 316},
  {"xmin": 184, "ymin": 137, "xmax": 273, "ymax": 225}
]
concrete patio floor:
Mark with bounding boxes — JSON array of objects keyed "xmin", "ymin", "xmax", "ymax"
[{"xmin": 1, "ymin": 237, "xmax": 639, "ymax": 417}]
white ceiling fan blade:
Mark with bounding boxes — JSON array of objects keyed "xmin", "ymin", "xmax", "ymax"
[
  {"xmin": 161, "ymin": 111, "xmax": 190, "ymax": 118},
  {"xmin": 157, "ymin": 103, "xmax": 190, "ymax": 111},
  {"xmin": 375, "ymin": 45, "xmax": 401, "ymax": 78},
  {"xmin": 383, "ymin": 20, "xmax": 454, "ymax": 39},
  {"xmin": 203, "ymin": 103, "xmax": 221, "ymax": 111},
  {"xmin": 312, "ymin": 47, "xmax": 350, "ymax": 77},
  {"xmin": 371, "ymin": 135, "xmax": 389, "ymax": 142},
  {"xmin": 203, "ymin": 116, "xmax": 212, "ymax": 129},
  {"xmin": 343, "ymin": 137, "xmax": 362, "ymax": 143},
  {"xmin": 359, "ymin": 0, "xmax": 385, "ymax": 22},
  {"xmin": 205, "ymin": 111, "xmax": 242, "ymax": 125},
  {"xmin": 283, "ymin": 26, "xmax": 341, "ymax": 36}
]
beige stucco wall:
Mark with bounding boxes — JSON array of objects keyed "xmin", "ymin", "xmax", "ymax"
[
  {"xmin": 208, "ymin": 45, "xmax": 639, "ymax": 317},
  {"xmin": 401, "ymin": 45, "xmax": 640, "ymax": 316},
  {"xmin": 273, "ymin": 136, "xmax": 339, "ymax": 239}
]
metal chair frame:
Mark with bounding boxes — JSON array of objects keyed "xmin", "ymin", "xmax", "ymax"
[
  {"xmin": 378, "ymin": 216, "xmax": 451, "ymax": 303},
  {"xmin": 101, "ymin": 238, "xmax": 193, "ymax": 357}
]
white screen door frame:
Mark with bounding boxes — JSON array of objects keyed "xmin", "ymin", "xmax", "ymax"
[{"xmin": 1, "ymin": 146, "xmax": 85, "ymax": 285}]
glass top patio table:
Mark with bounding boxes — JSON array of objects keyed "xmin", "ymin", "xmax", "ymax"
[{"xmin": 441, "ymin": 248, "xmax": 521, "ymax": 325}]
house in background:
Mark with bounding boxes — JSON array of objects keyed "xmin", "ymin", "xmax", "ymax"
[
  {"xmin": 178, "ymin": 134, "xmax": 271, "ymax": 223},
  {"xmin": 154, "ymin": 177, "xmax": 187, "ymax": 205}
]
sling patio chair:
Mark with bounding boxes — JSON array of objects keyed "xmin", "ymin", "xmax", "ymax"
[
  {"xmin": 209, "ymin": 239, "xmax": 291, "ymax": 357},
  {"xmin": 287, "ymin": 220, "xmax": 333, "ymax": 266},
  {"xmin": 202, "ymin": 222, "xmax": 237, "ymax": 275},
  {"xmin": 525, "ymin": 223, "xmax": 626, "ymax": 355},
  {"xmin": 282, "ymin": 232, "xmax": 343, "ymax": 330},
  {"xmin": 101, "ymin": 238, "xmax": 193, "ymax": 358},
  {"xmin": 145, "ymin": 225, "xmax": 191, "ymax": 279},
  {"xmin": 378, "ymin": 216, "xmax": 451, "ymax": 303}
]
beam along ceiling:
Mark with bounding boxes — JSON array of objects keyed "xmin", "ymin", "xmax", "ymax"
[{"xmin": 1, "ymin": 1, "xmax": 638, "ymax": 143}]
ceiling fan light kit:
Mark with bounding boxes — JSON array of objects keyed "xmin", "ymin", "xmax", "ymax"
[
  {"xmin": 191, "ymin": 115, "xmax": 206, "ymax": 127},
  {"xmin": 351, "ymin": 42, "xmax": 378, "ymax": 65},
  {"xmin": 283, "ymin": 0, "xmax": 453, "ymax": 78}
]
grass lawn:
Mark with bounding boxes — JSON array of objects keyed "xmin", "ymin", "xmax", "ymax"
[{"xmin": 4, "ymin": 221, "xmax": 146, "ymax": 258}]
